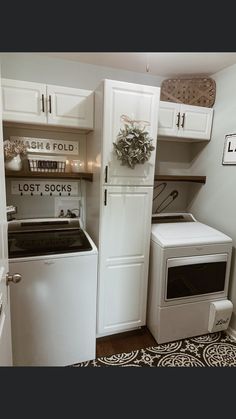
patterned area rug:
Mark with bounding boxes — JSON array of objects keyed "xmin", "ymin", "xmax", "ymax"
[{"xmin": 73, "ymin": 332, "xmax": 236, "ymax": 367}]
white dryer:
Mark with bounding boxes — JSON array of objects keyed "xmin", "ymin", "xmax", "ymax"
[{"xmin": 147, "ymin": 213, "xmax": 233, "ymax": 344}]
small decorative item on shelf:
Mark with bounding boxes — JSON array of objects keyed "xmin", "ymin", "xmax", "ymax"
[
  {"xmin": 113, "ymin": 114, "xmax": 155, "ymax": 169},
  {"xmin": 4, "ymin": 138, "xmax": 27, "ymax": 171},
  {"xmin": 70, "ymin": 160, "xmax": 83, "ymax": 173}
]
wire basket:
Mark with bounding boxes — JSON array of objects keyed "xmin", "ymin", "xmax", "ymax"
[{"xmin": 28, "ymin": 155, "xmax": 66, "ymax": 173}]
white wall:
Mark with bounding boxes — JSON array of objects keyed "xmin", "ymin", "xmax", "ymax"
[
  {"xmin": 0, "ymin": 53, "xmax": 164, "ymax": 90},
  {"xmin": 153, "ymin": 140, "xmax": 192, "ymax": 213},
  {"xmin": 187, "ymin": 63, "xmax": 236, "ymax": 331}
]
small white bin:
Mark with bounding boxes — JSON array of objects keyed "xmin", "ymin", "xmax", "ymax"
[{"xmin": 208, "ymin": 300, "xmax": 233, "ymax": 333}]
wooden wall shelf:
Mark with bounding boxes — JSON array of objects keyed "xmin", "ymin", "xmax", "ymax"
[
  {"xmin": 5, "ymin": 170, "xmax": 93, "ymax": 182},
  {"xmin": 154, "ymin": 175, "xmax": 206, "ymax": 184}
]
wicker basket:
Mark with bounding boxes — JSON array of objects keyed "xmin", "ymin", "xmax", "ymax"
[
  {"xmin": 160, "ymin": 77, "xmax": 216, "ymax": 108},
  {"xmin": 28, "ymin": 155, "xmax": 66, "ymax": 173}
]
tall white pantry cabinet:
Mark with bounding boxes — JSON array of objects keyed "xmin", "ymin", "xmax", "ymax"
[{"xmin": 86, "ymin": 79, "xmax": 160, "ymax": 337}]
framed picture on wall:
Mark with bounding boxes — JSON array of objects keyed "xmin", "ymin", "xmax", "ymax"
[{"xmin": 222, "ymin": 134, "xmax": 236, "ymax": 165}]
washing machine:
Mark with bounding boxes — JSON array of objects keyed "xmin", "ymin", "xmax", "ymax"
[
  {"xmin": 147, "ymin": 213, "xmax": 233, "ymax": 344},
  {"xmin": 8, "ymin": 218, "xmax": 98, "ymax": 366}
]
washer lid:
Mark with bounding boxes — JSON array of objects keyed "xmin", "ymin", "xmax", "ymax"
[
  {"xmin": 152, "ymin": 212, "xmax": 196, "ymax": 224},
  {"xmin": 151, "ymin": 221, "xmax": 232, "ymax": 248}
]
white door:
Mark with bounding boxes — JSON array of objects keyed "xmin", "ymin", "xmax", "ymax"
[
  {"xmin": 102, "ymin": 80, "xmax": 160, "ymax": 186},
  {"xmin": 1, "ymin": 78, "xmax": 47, "ymax": 124},
  {"xmin": 0, "ymin": 75, "xmax": 12, "ymax": 366},
  {"xmin": 97, "ymin": 186, "xmax": 153, "ymax": 336},
  {"xmin": 46, "ymin": 84, "xmax": 94, "ymax": 129},
  {"xmin": 158, "ymin": 101, "xmax": 180, "ymax": 137},
  {"xmin": 179, "ymin": 104, "xmax": 213, "ymax": 140}
]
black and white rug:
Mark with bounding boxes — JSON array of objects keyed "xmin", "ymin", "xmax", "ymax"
[{"xmin": 73, "ymin": 332, "xmax": 236, "ymax": 367}]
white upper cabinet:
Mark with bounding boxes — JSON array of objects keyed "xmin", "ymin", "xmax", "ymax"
[
  {"xmin": 46, "ymin": 84, "xmax": 94, "ymax": 129},
  {"xmin": 1, "ymin": 78, "xmax": 94, "ymax": 129},
  {"xmin": 102, "ymin": 80, "xmax": 160, "ymax": 186},
  {"xmin": 158, "ymin": 100, "xmax": 214, "ymax": 141},
  {"xmin": 1, "ymin": 79, "xmax": 47, "ymax": 124}
]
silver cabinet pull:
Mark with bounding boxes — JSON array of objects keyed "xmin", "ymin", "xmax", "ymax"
[
  {"xmin": 176, "ymin": 112, "xmax": 180, "ymax": 127},
  {"xmin": 6, "ymin": 273, "xmax": 22, "ymax": 286},
  {"xmin": 181, "ymin": 113, "xmax": 186, "ymax": 128}
]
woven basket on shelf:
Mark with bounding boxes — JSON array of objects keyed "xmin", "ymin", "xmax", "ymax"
[{"xmin": 160, "ymin": 77, "xmax": 216, "ymax": 108}]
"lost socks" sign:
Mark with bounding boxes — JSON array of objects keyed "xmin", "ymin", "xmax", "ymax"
[{"xmin": 11, "ymin": 180, "xmax": 78, "ymax": 196}]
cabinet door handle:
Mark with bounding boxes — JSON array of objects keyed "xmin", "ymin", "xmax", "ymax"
[
  {"xmin": 49, "ymin": 95, "xmax": 52, "ymax": 113},
  {"xmin": 181, "ymin": 113, "xmax": 186, "ymax": 128},
  {"xmin": 105, "ymin": 165, "xmax": 108, "ymax": 183},
  {"xmin": 104, "ymin": 189, "xmax": 107, "ymax": 206},
  {"xmin": 42, "ymin": 94, "xmax": 45, "ymax": 112},
  {"xmin": 176, "ymin": 112, "xmax": 180, "ymax": 127}
]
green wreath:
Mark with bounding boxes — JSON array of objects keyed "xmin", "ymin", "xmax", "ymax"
[{"xmin": 113, "ymin": 115, "xmax": 155, "ymax": 169}]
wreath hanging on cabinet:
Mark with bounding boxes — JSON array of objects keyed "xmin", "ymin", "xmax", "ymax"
[{"xmin": 113, "ymin": 115, "xmax": 155, "ymax": 169}]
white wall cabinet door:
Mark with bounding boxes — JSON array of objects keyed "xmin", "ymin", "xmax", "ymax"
[
  {"xmin": 1, "ymin": 79, "xmax": 94, "ymax": 129},
  {"xmin": 46, "ymin": 84, "xmax": 94, "ymax": 129},
  {"xmin": 158, "ymin": 101, "xmax": 180, "ymax": 137},
  {"xmin": 179, "ymin": 104, "xmax": 213, "ymax": 140},
  {"xmin": 1, "ymin": 78, "xmax": 47, "ymax": 124},
  {"xmin": 97, "ymin": 186, "xmax": 153, "ymax": 336},
  {"xmin": 158, "ymin": 100, "xmax": 213, "ymax": 141},
  {"xmin": 102, "ymin": 79, "xmax": 160, "ymax": 186}
]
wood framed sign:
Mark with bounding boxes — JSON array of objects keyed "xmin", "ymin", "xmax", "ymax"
[
  {"xmin": 11, "ymin": 180, "xmax": 78, "ymax": 196},
  {"xmin": 222, "ymin": 134, "xmax": 236, "ymax": 165},
  {"xmin": 10, "ymin": 136, "xmax": 79, "ymax": 155}
]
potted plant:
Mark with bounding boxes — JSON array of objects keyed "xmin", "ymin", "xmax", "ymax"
[{"xmin": 4, "ymin": 138, "xmax": 28, "ymax": 171}]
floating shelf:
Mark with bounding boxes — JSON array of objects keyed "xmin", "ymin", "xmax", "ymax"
[
  {"xmin": 154, "ymin": 175, "xmax": 206, "ymax": 184},
  {"xmin": 5, "ymin": 170, "xmax": 93, "ymax": 182}
]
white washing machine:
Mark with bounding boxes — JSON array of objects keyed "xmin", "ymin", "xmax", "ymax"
[
  {"xmin": 8, "ymin": 218, "xmax": 98, "ymax": 366},
  {"xmin": 147, "ymin": 213, "xmax": 233, "ymax": 344}
]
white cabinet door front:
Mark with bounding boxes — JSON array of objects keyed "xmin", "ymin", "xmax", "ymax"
[
  {"xmin": 1, "ymin": 78, "xmax": 47, "ymax": 124},
  {"xmin": 158, "ymin": 101, "xmax": 180, "ymax": 137},
  {"xmin": 97, "ymin": 186, "xmax": 153, "ymax": 336},
  {"xmin": 103, "ymin": 80, "xmax": 160, "ymax": 186},
  {"xmin": 158, "ymin": 100, "xmax": 213, "ymax": 141},
  {"xmin": 179, "ymin": 104, "xmax": 213, "ymax": 140},
  {"xmin": 47, "ymin": 84, "xmax": 94, "ymax": 129},
  {"xmin": 0, "ymin": 74, "xmax": 12, "ymax": 366}
]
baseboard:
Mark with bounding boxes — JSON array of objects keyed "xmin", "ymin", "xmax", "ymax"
[{"xmin": 227, "ymin": 326, "xmax": 236, "ymax": 341}]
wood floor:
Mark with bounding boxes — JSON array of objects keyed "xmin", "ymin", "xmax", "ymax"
[{"xmin": 96, "ymin": 327, "xmax": 157, "ymax": 358}]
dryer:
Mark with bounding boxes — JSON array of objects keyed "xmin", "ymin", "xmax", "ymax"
[{"xmin": 147, "ymin": 213, "xmax": 233, "ymax": 344}]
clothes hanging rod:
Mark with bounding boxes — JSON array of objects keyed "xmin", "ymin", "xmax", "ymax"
[{"xmin": 154, "ymin": 175, "xmax": 206, "ymax": 184}]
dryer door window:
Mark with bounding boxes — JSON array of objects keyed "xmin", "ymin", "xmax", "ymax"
[{"xmin": 166, "ymin": 254, "xmax": 228, "ymax": 301}]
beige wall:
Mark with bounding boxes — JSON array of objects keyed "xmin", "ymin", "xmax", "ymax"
[
  {"xmin": 153, "ymin": 140, "xmax": 192, "ymax": 213},
  {"xmin": 187, "ymin": 63, "xmax": 236, "ymax": 331},
  {"xmin": 0, "ymin": 53, "xmax": 163, "ymax": 90}
]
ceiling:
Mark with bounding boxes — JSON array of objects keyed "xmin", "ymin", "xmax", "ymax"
[{"xmin": 41, "ymin": 53, "xmax": 236, "ymax": 77}]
